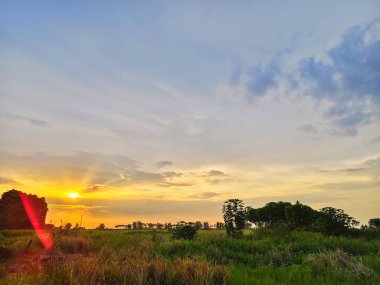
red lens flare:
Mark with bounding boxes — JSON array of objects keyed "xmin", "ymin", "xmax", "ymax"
[{"xmin": 19, "ymin": 192, "xmax": 53, "ymax": 250}]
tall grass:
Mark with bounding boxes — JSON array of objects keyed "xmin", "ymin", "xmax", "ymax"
[{"xmin": 0, "ymin": 229, "xmax": 379, "ymax": 284}]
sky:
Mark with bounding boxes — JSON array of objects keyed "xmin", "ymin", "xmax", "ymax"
[{"xmin": 0, "ymin": 1, "xmax": 379, "ymax": 228}]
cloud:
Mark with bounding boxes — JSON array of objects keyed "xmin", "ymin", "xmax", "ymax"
[
  {"xmin": 244, "ymin": 61, "xmax": 280, "ymax": 96},
  {"xmin": 82, "ymin": 184, "xmax": 111, "ymax": 193},
  {"xmin": 156, "ymin": 161, "xmax": 173, "ymax": 168},
  {"xmin": 207, "ymin": 170, "xmax": 226, "ymax": 176},
  {"xmin": 297, "ymin": 18, "xmax": 380, "ymax": 130},
  {"xmin": 299, "ymin": 19, "xmax": 380, "ymax": 101},
  {"xmin": 357, "ymin": 157, "xmax": 380, "ymax": 181},
  {"xmin": 320, "ymin": 156, "xmax": 380, "ymax": 181},
  {"xmin": 157, "ymin": 181, "xmax": 193, "ymax": 188},
  {"xmin": 84, "ymin": 199, "xmax": 222, "ymax": 218},
  {"xmin": 298, "ymin": 124, "xmax": 359, "ymax": 137},
  {"xmin": 122, "ymin": 169, "xmax": 164, "ymax": 183},
  {"xmin": 0, "ymin": 151, "xmax": 168, "ymax": 188},
  {"xmin": 325, "ymin": 127, "xmax": 358, "ymax": 137},
  {"xmin": 190, "ymin": 192, "xmax": 220, "ymax": 199},
  {"xmin": 232, "ymin": 18, "xmax": 380, "ymax": 135},
  {"xmin": 163, "ymin": 171, "xmax": 183, "ymax": 178},
  {"xmin": 299, "ymin": 124, "xmax": 318, "ymax": 135},
  {"xmin": 0, "ymin": 176, "xmax": 21, "ymax": 185},
  {"xmin": 0, "ymin": 112, "xmax": 49, "ymax": 127},
  {"xmin": 49, "ymin": 204, "xmax": 104, "ymax": 210},
  {"xmin": 368, "ymin": 136, "xmax": 380, "ymax": 144}
]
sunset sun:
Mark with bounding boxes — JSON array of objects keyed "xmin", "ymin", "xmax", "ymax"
[{"xmin": 68, "ymin": 192, "xmax": 79, "ymax": 199}]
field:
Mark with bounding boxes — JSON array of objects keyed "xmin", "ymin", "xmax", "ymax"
[{"xmin": 1, "ymin": 228, "xmax": 380, "ymax": 285}]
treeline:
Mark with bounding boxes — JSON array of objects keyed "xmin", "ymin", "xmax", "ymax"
[
  {"xmin": 114, "ymin": 221, "xmax": 225, "ymax": 230},
  {"xmin": 223, "ymin": 199, "xmax": 380, "ymax": 238}
]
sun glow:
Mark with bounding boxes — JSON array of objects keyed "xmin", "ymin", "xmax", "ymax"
[{"xmin": 68, "ymin": 192, "xmax": 79, "ymax": 199}]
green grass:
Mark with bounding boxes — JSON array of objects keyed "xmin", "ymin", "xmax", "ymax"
[{"xmin": 1, "ymin": 228, "xmax": 379, "ymax": 284}]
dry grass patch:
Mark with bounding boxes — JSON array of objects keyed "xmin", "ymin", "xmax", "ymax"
[
  {"xmin": 45, "ymin": 247, "xmax": 228, "ymax": 285},
  {"xmin": 306, "ymin": 248, "xmax": 376, "ymax": 279}
]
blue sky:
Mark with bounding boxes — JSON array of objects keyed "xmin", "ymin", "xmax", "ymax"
[{"xmin": 0, "ymin": 1, "xmax": 379, "ymax": 227}]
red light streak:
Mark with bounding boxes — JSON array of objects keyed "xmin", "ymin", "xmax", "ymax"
[{"xmin": 19, "ymin": 192, "xmax": 53, "ymax": 250}]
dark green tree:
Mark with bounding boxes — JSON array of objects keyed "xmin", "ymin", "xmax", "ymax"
[
  {"xmin": 0, "ymin": 189, "xmax": 48, "ymax": 230},
  {"xmin": 315, "ymin": 207, "xmax": 359, "ymax": 235},
  {"xmin": 285, "ymin": 201, "xmax": 319, "ymax": 230},
  {"xmin": 223, "ymin": 199, "xmax": 245, "ymax": 238},
  {"xmin": 245, "ymin": 207, "xmax": 267, "ymax": 227},
  {"xmin": 263, "ymin": 201, "xmax": 292, "ymax": 224}
]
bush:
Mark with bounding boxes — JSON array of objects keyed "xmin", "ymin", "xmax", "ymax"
[{"xmin": 172, "ymin": 222, "xmax": 198, "ymax": 240}]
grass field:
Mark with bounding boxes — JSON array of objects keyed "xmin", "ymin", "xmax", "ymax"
[{"xmin": 1, "ymin": 228, "xmax": 379, "ymax": 284}]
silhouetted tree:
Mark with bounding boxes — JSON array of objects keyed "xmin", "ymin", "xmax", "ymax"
[
  {"xmin": 164, "ymin": 223, "xmax": 172, "ymax": 230},
  {"xmin": 132, "ymin": 221, "xmax": 144, "ymax": 230},
  {"xmin": 223, "ymin": 199, "xmax": 245, "ymax": 238},
  {"xmin": 203, "ymin": 221, "xmax": 210, "ymax": 230},
  {"xmin": 215, "ymin": 222, "xmax": 225, "ymax": 230},
  {"xmin": 64, "ymin": 223, "xmax": 72, "ymax": 231},
  {"xmin": 0, "ymin": 189, "xmax": 48, "ymax": 230},
  {"xmin": 156, "ymin": 223, "xmax": 164, "ymax": 229},
  {"xmin": 96, "ymin": 223, "xmax": 106, "ymax": 230},
  {"xmin": 115, "ymin": 224, "xmax": 127, "ymax": 229},
  {"xmin": 194, "ymin": 221, "xmax": 202, "ymax": 230},
  {"xmin": 368, "ymin": 218, "xmax": 380, "ymax": 228}
]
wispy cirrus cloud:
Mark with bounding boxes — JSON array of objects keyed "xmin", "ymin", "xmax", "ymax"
[{"xmin": 0, "ymin": 112, "xmax": 49, "ymax": 127}]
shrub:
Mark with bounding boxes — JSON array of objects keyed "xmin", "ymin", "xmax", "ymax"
[{"xmin": 172, "ymin": 222, "xmax": 198, "ymax": 240}]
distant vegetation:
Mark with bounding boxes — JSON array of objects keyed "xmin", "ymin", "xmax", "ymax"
[{"xmin": 244, "ymin": 200, "xmax": 361, "ymax": 236}]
